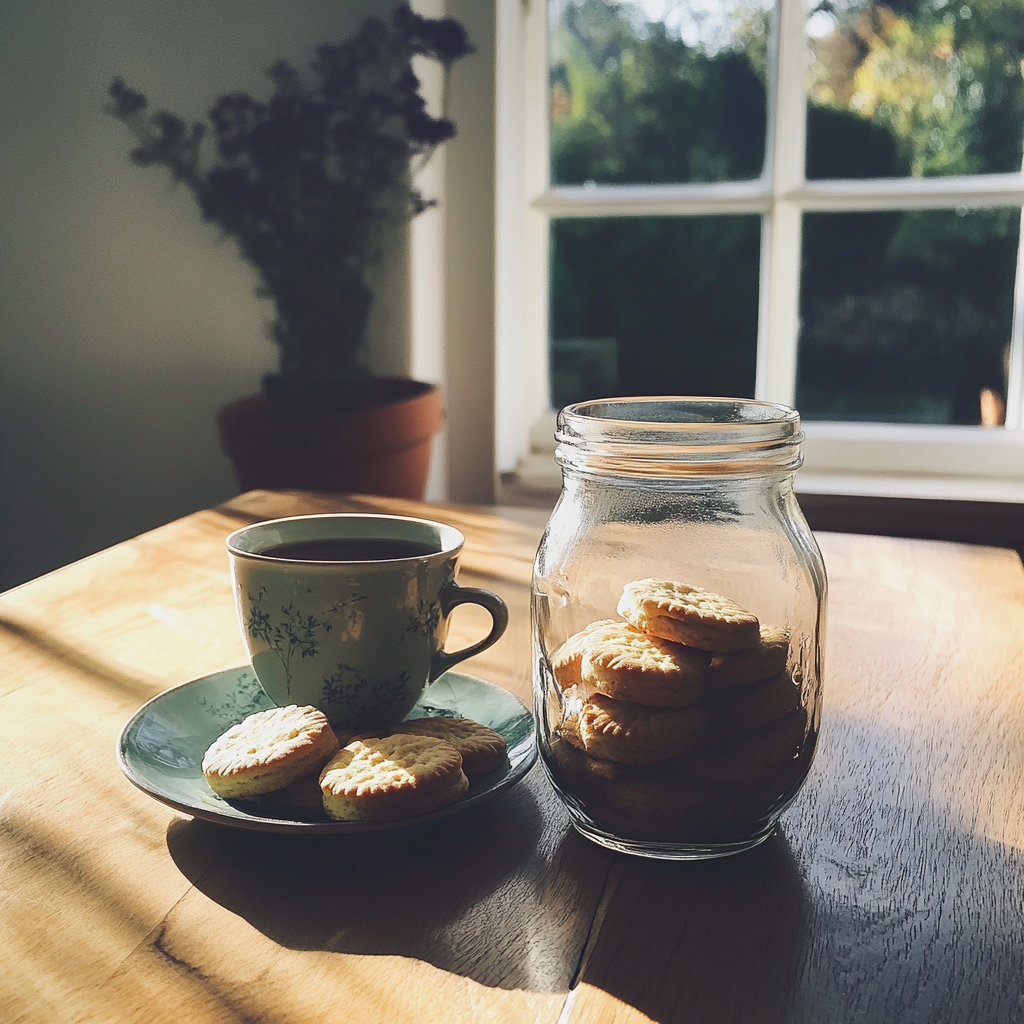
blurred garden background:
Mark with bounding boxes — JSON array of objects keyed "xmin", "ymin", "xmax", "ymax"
[{"xmin": 547, "ymin": 0, "xmax": 1024, "ymax": 425}]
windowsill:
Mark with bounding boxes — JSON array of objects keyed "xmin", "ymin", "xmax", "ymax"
[
  {"xmin": 504, "ymin": 454, "xmax": 1024, "ymax": 554},
  {"xmin": 796, "ymin": 472, "xmax": 1024, "ymax": 503},
  {"xmin": 517, "ymin": 411, "xmax": 1024, "ymax": 503},
  {"xmin": 509, "ymin": 452, "xmax": 1024, "ymax": 502}
]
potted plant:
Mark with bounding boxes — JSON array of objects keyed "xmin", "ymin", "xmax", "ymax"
[{"xmin": 106, "ymin": 4, "xmax": 473, "ymax": 497}]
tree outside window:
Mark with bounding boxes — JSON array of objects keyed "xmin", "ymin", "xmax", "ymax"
[{"xmin": 547, "ymin": 0, "xmax": 1024, "ymax": 429}]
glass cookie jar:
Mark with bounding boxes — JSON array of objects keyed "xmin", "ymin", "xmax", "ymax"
[{"xmin": 532, "ymin": 398, "xmax": 826, "ymax": 860}]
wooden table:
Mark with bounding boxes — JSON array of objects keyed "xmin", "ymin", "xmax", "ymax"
[{"xmin": 3, "ymin": 490, "xmax": 1024, "ymax": 1024}]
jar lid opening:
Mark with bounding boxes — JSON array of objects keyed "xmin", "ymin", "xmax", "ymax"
[
  {"xmin": 555, "ymin": 397, "xmax": 804, "ymax": 477},
  {"xmin": 562, "ymin": 397, "xmax": 799, "ymax": 428}
]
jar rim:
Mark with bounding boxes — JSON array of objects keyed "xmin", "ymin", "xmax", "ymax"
[
  {"xmin": 560, "ymin": 396, "xmax": 799, "ymax": 430},
  {"xmin": 555, "ymin": 397, "xmax": 804, "ymax": 477}
]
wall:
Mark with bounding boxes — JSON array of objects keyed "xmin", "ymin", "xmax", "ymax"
[
  {"xmin": 0, "ymin": 0, "xmax": 422, "ymax": 591},
  {"xmin": 443, "ymin": 0, "xmax": 497, "ymax": 505}
]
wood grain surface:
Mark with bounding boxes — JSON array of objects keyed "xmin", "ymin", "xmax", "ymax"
[{"xmin": 2, "ymin": 490, "xmax": 1023, "ymax": 1024}]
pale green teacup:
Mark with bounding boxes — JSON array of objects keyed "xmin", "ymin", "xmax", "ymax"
[{"xmin": 226, "ymin": 514, "xmax": 508, "ymax": 729}]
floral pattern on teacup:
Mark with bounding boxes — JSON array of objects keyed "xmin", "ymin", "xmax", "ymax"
[
  {"xmin": 321, "ymin": 663, "xmax": 413, "ymax": 728},
  {"xmin": 194, "ymin": 671, "xmax": 268, "ymax": 725},
  {"xmin": 406, "ymin": 598, "xmax": 441, "ymax": 639},
  {"xmin": 245, "ymin": 586, "xmax": 367, "ymax": 697},
  {"xmin": 403, "ymin": 561, "xmax": 455, "ymax": 640}
]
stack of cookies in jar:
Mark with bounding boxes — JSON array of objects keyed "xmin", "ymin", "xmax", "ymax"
[{"xmin": 546, "ymin": 577, "xmax": 815, "ymax": 844}]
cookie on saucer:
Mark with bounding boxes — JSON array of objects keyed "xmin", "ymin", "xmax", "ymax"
[
  {"xmin": 390, "ymin": 716, "xmax": 507, "ymax": 779},
  {"xmin": 319, "ymin": 734, "xmax": 469, "ymax": 821},
  {"xmin": 201, "ymin": 704, "xmax": 339, "ymax": 798}
]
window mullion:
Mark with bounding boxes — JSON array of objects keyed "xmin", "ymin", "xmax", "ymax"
[
  {"xmin": 770, "ymin": 0, "xmax": 806, "ymax": 194},
  {"xmin": 535, "ymin": 180, "xmax": 771, "ymax": 217},
  {"xmin": 794, "ymin": 174, "xmax": 1024, "ymax": 210},
  {"xmin": 756, "ymin": 203, "xmax": 801, "ymax": 406},
  {"xmin": 756, "ymin": 0, "xmax": 806, "ymax": 407},
  {"xmin": 1003, "ymin": 209, "xmax": 1024, "ymax": 430},
  {"xmin": 496, "ymin": 0, "xmax": 550, "ymax": 473}
]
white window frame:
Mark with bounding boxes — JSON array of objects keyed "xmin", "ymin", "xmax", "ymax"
[{"xmin": 495, "ymin": 0, "xmax": 1024, "ymax": 497}]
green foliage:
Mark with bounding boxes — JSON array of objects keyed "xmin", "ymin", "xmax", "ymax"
[
  {"xmin": 106, "ymin": 5, "xmax": 472, "ymax": 414},
  {"xmin": 808, "ymin": 0, "xmax": 1024, "ymax": 178},
  {"xmin": 551, "ymin": 0, "xmax": 767, "ymax": 184},
  {"xmin": 551, "ymin": 215, "xmax": 761, "ymax": 403},
  {"xmin": 548, "ymin": 1, "xmax": 767, "ymax": 404},
  {"xmin": 549, "ymin": 0, "xmax": 1024, "ymax": 424},
  {"xmin": 800, "ymin": 0, "xmax": 1024, "ymax": 421},
  {"xmin": 798, "ymin": 207, "xmax": 1017, "ymax": 422}
]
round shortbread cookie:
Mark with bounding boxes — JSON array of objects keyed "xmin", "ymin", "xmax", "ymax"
[
  {"xmin": 550, "ymin": 619, "xmax": 618, "ymax": 690},
  {"xmin": 548, "ymin": 735, "xmax": 627, "ymax": 802},
  {"xmin": 202, "ymin": 704, "xmax": 339, "ymax": 799},
  {"xmin": 679, "ymin": 708, "xmax": 808, "ymax": 789},
  {"xmin": 319, "ymin": 734, "xmax": 469, "ymax": 821},
  {"xmin": 580, "ymin": 620, "xmax": 710, "ymax": 708},
  {"xmin": 705, "ymin": 626, "xmax": 791, "ymax": 689},
  {"xmin": 577, "ymin": 693, "xmax": 708, "ymax": 766},
  {"xmin": 602, "ymin": 774, "xmax": 710, "ymax": 820},
  {"xmin": 391, "ymin": 716, "xmax": 507, "ymax": 779},
  {"xmin": 715, "ymin": 744, "xmax": 814, "ymax": 821},
  {"xmin": 705, "ymin": 670, "xmax": 801, "ymax": 739},
  {"xmin": 556, "ymin": 702, "xmax": 586, "ymax": 751},
  {"xmin": 585, "ymin": 801, "xmax": 691, "ymax": 844},
  {"xmin": 583, "ymin": 798, "xmax": 737, "ymax": 845},
  {"xmin": 601, "ymin": 764, "xmax": 804, "ymax": 832},
  {"xmin": 617, "ymin": 578, "xmax": 760, "ymax": 653},
  {"xmin": 547, "ymin": 681, "xmax": 584, "ymax": 740}
]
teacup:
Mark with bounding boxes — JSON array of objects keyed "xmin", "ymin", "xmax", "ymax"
[{"xmin": 226, "ymin": 513, "xmax": 508, "ymax": 729}]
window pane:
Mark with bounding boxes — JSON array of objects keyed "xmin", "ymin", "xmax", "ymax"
[
  {"xmin": 550, "ymin": 0, "xmax": 773, "ymax": 185},
  {"xmin": 806, "ymin": 1, "xmax": 1024, "ymax": 179},
  {"xmin": 550, "ymin": 215, "xmax": 761, "ymax": 406},
  {"xmin": 796, "ymin": 208, "xmax": 1020, "ymax": 424}
]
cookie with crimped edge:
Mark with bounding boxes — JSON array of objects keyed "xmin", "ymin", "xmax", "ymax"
[
  {"xmin": 202, "ymin": 704, "xmax": 339, "ymax": 799},
  {"xmin": 602, "ymin": 774, "xmax": 710, "ymax": 820},
  {"xmin": 579, "ymin": 620, "xmax": 710, "ymax": 708},
  {"xmin": 390, "ymin": 716, "xmax": 507, "ymax": 779},
  {"xmin": 550, "ymin": 619, "xmax": 618, "ymax": 690},
  {"xmin": 704, "ymin": 670, "xmax": 800, "ymax": 739},
  {"xmin": 705, "ymin": 625, "xmax": 791, "ymax": 689},
  {"xmin": 319, "ymin": 733, "xmax": 469, "ymax": 821},
  {"xmin": 676, "ymin": 708, "xmax": 808, "ymax": 789},
  {"xmin": 549, "ymin": 733, "xmax": 627, "ymax": 800},
  {"xmin": 556, "ymin": 693, "xmax": 586, "ymax": 751},
  {"xmin": 576, "ymin": 693, "xmax": 708, "ymax": 766},
  {"xmin": 617, "ymin": 578, "xmax": 760, "ymax": 653}
]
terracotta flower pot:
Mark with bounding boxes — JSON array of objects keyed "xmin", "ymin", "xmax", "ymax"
[{"xmin": 217, "ymin": 378, "xmax": 443, "ymax": 499}]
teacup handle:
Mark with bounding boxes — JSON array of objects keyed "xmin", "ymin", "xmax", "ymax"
[{"xmin": 430, "ymin": 583, "xmax": 509, "ymax": 681}]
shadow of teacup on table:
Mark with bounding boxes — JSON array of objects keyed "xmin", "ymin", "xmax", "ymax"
[{"xmin": 166, "ymin": 765, "xmax": 613, "ymax": 993}]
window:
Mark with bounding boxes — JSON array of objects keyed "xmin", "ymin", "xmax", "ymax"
[{"xmin": 495, "ymin": 0, "xmax": 1024, "ymax": 496}]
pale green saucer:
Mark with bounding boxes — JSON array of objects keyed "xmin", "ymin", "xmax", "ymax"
[{"xmin": 117, "ymin": 667, "xmax": 537, "ymax": 834}]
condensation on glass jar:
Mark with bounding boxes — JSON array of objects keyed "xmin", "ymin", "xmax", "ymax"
[{"xmin": 532, "ymin": 398, "xmax": 827, "ymax": 860}]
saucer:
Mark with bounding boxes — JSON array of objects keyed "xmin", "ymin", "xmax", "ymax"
[{"xmin": 117, "ymin": 666, "xmax": 537, "ymax": 834}]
